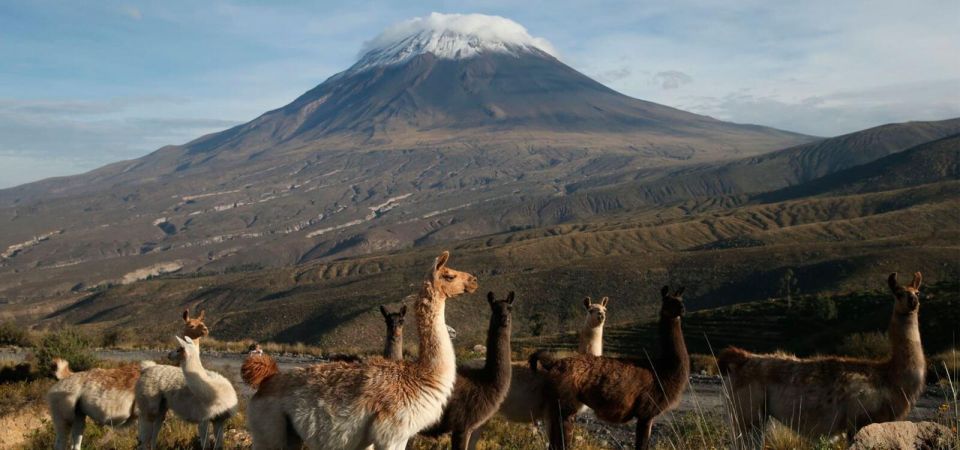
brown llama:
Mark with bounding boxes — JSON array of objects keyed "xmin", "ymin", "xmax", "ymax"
[
  {"xmin": 241, "ymin": 251, "xmax": 478, "ymax": 450},
  {"xmin": 420, "ymin": 291, "xmax": 515, "ymax": 449},
  {"xmin": 532, "ymin": 286, "xmax": 689, "ymax": 450},
  {"xmin": 47, "ymin": 309, "xmax": 208, "ymax": 450},
  {"xmin": 718, "ymin": 272, "xmax": 927, "ymax": 441},
  {"xmin": 380, "ymin": 304, "xmax": 407, "ymax": 360},
  {"xmin": 498, "ymin": 295, "xmax": 610, "ymax": 428}
]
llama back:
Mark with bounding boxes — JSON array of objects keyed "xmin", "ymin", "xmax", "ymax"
[{"xmin": 718, "ymin": 347, "xmax": 752, "ymax": 375}]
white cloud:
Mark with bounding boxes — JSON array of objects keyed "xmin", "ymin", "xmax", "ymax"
[
  {"xmin": 359, "ymin": 12, "xmax": 558, "ymax": 59},
  {"xmin": 652, "ymin": 71, "xmax": 692, "ymax": 90}
]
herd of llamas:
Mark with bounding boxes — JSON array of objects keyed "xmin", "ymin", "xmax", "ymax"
[{"xmin": 43, "ymin": 251, "xmax": 929, "ymax": 450}]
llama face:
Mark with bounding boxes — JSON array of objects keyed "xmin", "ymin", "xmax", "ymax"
[
  {"xmin": 380, "ymin": 304, "xmax": 407, "ymax": 337},
  {"xmin": 888, "ymin": 272, "xmax": 922, "ymax": 314},
  {"xmin": 487, "ymin": 291, "xmax": 515, "ymax": 327},
  {"xmin": 431, "ymin": 251, "xmax": 479, "ymax": 298},
  {"xmin": 182, "ymin": 309, "xmax": 209, "ymax": 339},
  {"xmin": 660, "ymin": 286, "xmax": 686, "ymax": 319},
  {"xmin": 582, "ymin": 296, "xmax": 608, "ymax": 328}
]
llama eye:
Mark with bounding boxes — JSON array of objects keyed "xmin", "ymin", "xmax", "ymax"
[{"xmin": 442, "ymin": 274, "xmax": 455, "ymax": 281}]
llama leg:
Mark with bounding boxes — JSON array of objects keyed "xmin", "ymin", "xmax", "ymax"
[
  {"xmin": 198, "ymin": 420, "xmax": 209, "ymax": 450},
  {"xmin": 69, "ymin": 411, "xmax": 86, "ymax": 450},
  {"xmin": 147, "ymin": 409, "xmax": 167, "ymax": 450},
  {"xmin": 635, "ymin": 417, "xmax": 653, "ymax": 450},
  {"xmin": 53, "ymin": 417, "xmax": 71, "ymax": 450},
  {"xmin": 211, "ymin": 416, "xmax": 228, "ymax": 450},
  {"xmin": 452, "ymin": 429, "xmax": 472, "ymax": 450},
  {"xmin": 467, "ymin": 423, "xmax": 485, "ymax": 450}
]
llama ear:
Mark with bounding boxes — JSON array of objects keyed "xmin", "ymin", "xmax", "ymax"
[
  {"xmin": 182, "ymin": 309, "xmax": 189, "ymax": 322},
  {"xmin": 583, "ymin": 297, "xmax": 592, "ymax": 309},
  {"xmin": 379, "ymin": 305, "xmax": 389, "ymax": 318},
  {"xmin": 434, "ymin": 251, "xmax": 450, "ymax": 273},
  {"xmin": 197, "ymin": 310, "xmax": 205, "ymax": 321},
  {"xmin": 910, "ymin": 272, "xmax": 922, "ymax": 290},
  {"xmin": 661, "ymin": 286, "xmax": 670, "ymax": 298},
  {"xmin": 183, "ymin": 336, "xmax": 194, "ymax": 345},
  {"xmin": 888, "ymin": 273, "xmax": 899, "ymax": 292},
  {"xmin": 487, "ymin": 291, "xmax": 495, "ymax": 304},
  {"xmin": 674, "ymin": 287, "xmax": 685, "ymax": 297},
  {"xmin": 507, "ymin": 291, "xmax": 516, "ymax": 304},
  {"xmin": 600, "ymin": 297, "xmax": 609, "ymax": 307},
  {"xmin": 174, "ymin": 335, "xmax": 187, "ymax": 348},
  {"xmin": 399, "ymin": 304, "xmax": 407, "ymax": 317}
]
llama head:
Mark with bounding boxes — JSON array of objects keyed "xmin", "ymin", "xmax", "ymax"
[
  {"xmin": 427, "ymin": 251, "xmax": 478, "ymax": 299},
  {"xmin": 247, "ymin": 342, "xmax": 263, "ymax": 356},
  {"xmin": 182, "ymin": 308, "xmax": 209, "ymax": 340},
  {"xmin": 888, "ymin": 272, "xmax": 922, "ymax": 314},
  {"xmin": 487, "ymin": 291, "xmax": 515, "ymax": 328},
  {"xmin": 380, "ymin": 304, "xmax": 407, "ymax": 337},
  {"xmin": 169, "ymin": 335, "xmax": 200, "ymax": 364},
  {"xmin": 660, "ymin": 286, "xmax": 686, "ymax": 319},
  {"xmin": 582, "ymin": 296, "xmax": 608, "ymax": 328}
]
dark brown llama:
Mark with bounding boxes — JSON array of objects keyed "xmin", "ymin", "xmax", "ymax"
[
  {"xmin": 718, "ymin": 272, "xmax": 927, "ymax": 441},
  {"xmin": 420, "ymin": 291, "xmax": 515, "ymax": 450},
  {"xmin": 532, "ymin": 286, "xmax": 689, "ymax": 450},
  {"xmin": 380, "ymin": 304, "xmax": 407, "ymax": 360}
]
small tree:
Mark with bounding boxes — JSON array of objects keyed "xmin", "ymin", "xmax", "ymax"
[{"xmin": 779, "ymin": 268, "xmax": 799, "ymax": 308}]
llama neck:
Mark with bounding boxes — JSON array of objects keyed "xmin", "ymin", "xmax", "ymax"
[
  {"xmin": 578, "ymin": 325, "xmax": 603, "ymax": 356},
  {"xmin": 415, "ymin": 282, "xmax": 455, "ymax": 379},
  {"xmin": 181, "ymin": 352, "xmax": 218, "ymax": 401},
  {"xmin": 384, "ymin": 328, "xmax": 403, "ymax": 360},
  {"xmin": 887, "ymin": 311, "xmax": 925, "ymax": 385},
  {"xmin": 656, "ymin": 316, "xmax": 689, "ymax": 384},
  {"xmin": 483, "ymin": 317, "xmax": 512, "ymax": 384}
]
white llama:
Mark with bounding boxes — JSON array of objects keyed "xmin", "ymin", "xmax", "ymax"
[
  {"xmin": 136, "ymin": 335, "xmax": 238, "ymax": 450},
  {"xmin": 242, "ymin": 251, "xmax": 478, "ymax": 450},
  {"xmin": 47, "ymin": 308, "xmax": 208, "ymax": 450}
]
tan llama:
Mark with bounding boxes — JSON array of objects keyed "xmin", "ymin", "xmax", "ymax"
[
  {"xmin": 719, "ymin": 272, "xmax": 927, "ymax": 441},
  {"xmin": 498, "ymin": 296, "xmax": 610, "ymax": 426},
  {"xmin": 532, "ymin": 287, "xmax": 689, "ymax": 450},
  {"xmin": 46, "ymin": 309, "xmax": 208, "ymax": 450},
  {"xmin": 241, "ymin": 251, "xmax": 478, "ymax": 450},
  {"xmin": 136, "ymin": 335, "xmax": 238, "ymax": 450}
]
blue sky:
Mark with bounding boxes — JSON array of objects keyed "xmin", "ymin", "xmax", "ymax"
[{"xmin": 1, "ymin": 0, "xmax": 958, "ymax": 188}]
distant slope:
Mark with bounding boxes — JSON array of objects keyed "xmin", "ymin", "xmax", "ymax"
[
  {"xmin": 759, "ymin": 134, "xmax": 960, "ymax": 201},
  {"xmin": 615, "ymin": 118, "xmax": 960, "ymax": 203},
  {"xmin": 516, "ymin": 281, "xmax": 960, "ymax": 358}
]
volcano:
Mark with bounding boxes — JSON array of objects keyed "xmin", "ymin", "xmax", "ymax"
[{"xmin": 0, "ymin": 13, "xmax": 816, "ymax": 300}]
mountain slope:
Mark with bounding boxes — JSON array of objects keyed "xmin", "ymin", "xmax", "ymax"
[{"xmin": 760, "ymin": 134, "xmax": 960, "ymax": 201}]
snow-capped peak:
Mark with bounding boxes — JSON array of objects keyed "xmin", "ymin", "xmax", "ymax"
[{"xmin": 348, "ymin": 13, "xmax": 557, "ymax": 73}]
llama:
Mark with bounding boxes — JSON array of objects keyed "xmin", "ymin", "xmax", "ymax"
[
  {"xmin": 532, "ymin": 286, "xmax": 689, "ymax": 450},
  {"xmin": 136, "ymin": 335, "xmax": 238, "ymax": 450},
  {"xmin": 718, "ymin": 272, "xmax": 927, "ymax": 441},
  {"xmin": 241, "ymin": 251, "xmax": 478, "ymax": 450},
  {"xmin": 380, "ymin": 304, "xmax": 407, "ymax": 360},
  {"xmin": 497, "ymin": 296, "xmax": 610, "ymax": 427},
  {"xmin": 420, "ymin": 291, "xmax": 515, "ymax": 449},
  {"xmin": 46, "ymin": 308, "xmax": 209, "ymax": 450}
]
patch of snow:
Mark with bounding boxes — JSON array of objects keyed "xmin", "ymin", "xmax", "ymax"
[
  {"xmin": 2, "ymin": 230, "xmax": 62, "ymax": 259},
  {"xmin": 121, "ymin": 261, "xmax": 183, "ymax": 284},
  {"xmin": 349, "ymin": 13, "xmax": 556, "ymax": 74}
]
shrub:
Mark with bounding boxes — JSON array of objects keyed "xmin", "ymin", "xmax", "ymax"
[
  {"xmin": 99, "ymin": 327, "xmax": 137, "ymax": 348},
  {"xmin": 835, "ymin": 332, "xmax": 890, "ymax": 359},
  {"xmin": 33, "ymin": 329, "xmax": 97, "ymax": 374},
  {"xmin": 804, "ymin": 296, "xmax": 838, "ymax": 321},
  {"xmin": 0, "ymin": 321, "xmax": 30, "ymax": 346}
]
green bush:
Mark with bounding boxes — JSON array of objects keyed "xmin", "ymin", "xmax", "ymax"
[
  {"xmin": 0, "ymin": 321, "xmax": 30, "ymax": 346},
  {"xmin": 835, "ymin": 332, "xmax": 890, "ymax": 359},
  {"xmin": 802, "ymin": 296, "xmax": 838, "ymax": 321},
  {"xmin": 99, "ymin": 327, "xmax": 137, "ymax": 348},
  {"xmin": 33, "ymin": 329, "xmax": 98, "ymax": 374}
]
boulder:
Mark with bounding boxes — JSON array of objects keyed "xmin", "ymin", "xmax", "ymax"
[{"xmin": 849, "ymin": 421, "xmax": 954, "ymax": 450}]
